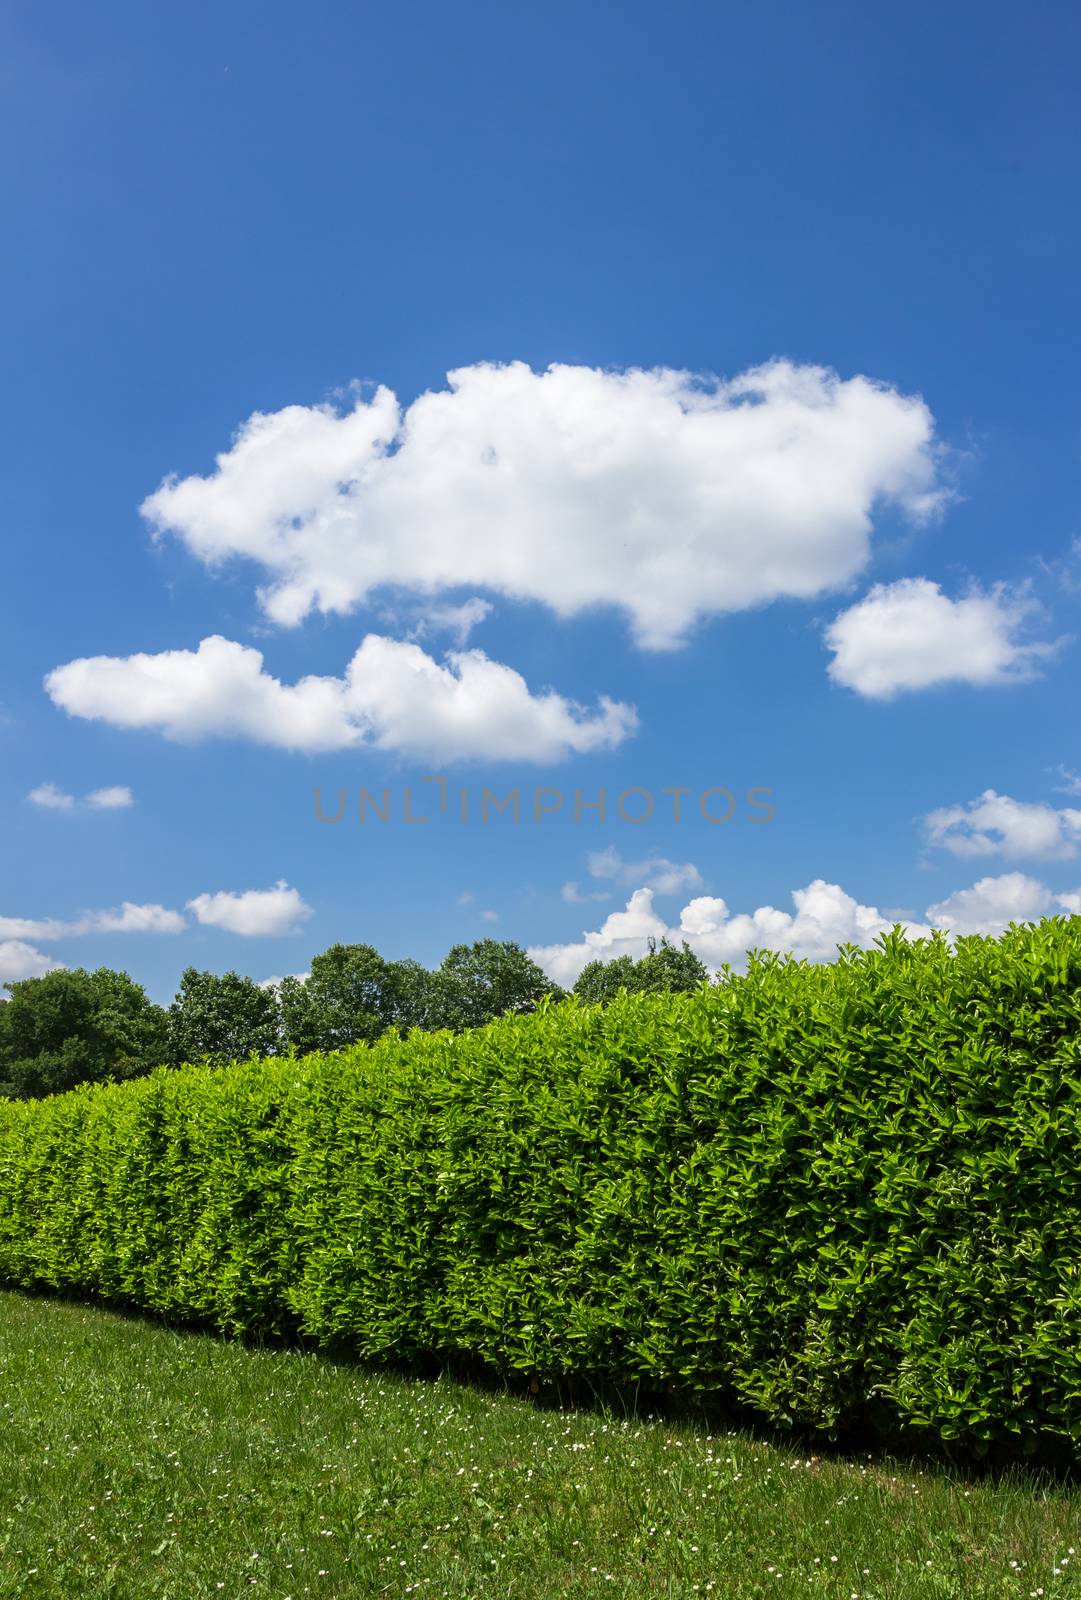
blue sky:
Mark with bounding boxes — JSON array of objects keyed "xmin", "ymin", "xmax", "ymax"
[{"xmin": 2, "ymin": 0, "xmax": 1080, "ymax": 1001}]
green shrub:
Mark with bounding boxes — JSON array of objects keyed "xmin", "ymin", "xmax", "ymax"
[{"xmin": 2, "ymin": 919, "xmax": 1081, "ymax": 1462}]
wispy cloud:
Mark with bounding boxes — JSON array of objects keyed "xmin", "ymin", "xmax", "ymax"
[
  {"xmin": 1052, "ymin": 765, "xmax": 1081, "ymax": 798},
  {"xmin": 28, "ymin": 782, "xmax": 133, "ymax": 812},
  {"xmin": 560, "ymin": 881, "xmax": 611, "ymax": 905},
  {"xmin": 0, "ymin": 903, "xmax": 184, "ymax": 940},
  {"xmin": 587, "ymin": 846, "xmax": 703, "ymax": 896}
]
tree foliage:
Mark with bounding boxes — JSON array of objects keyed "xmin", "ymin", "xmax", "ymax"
[
  {"xmin": 279, "ymin": 944, "xmax": 402, "ymax": 1053},
  {"xmin": 0, "ymin": 967, "xmax": 167, "ymax": 1099},
  {"xmin": 428, "ymin": 939, "xmax": 562, "ymax": 1031},
  {"xmin": 3, "ymin": 938, "xmax": 561, "ymax": 1096},
  {"xmin": 574, "ymin": 937, "xmax": 709, "ymax": 1005},
  {"xmin": 167, "ymin": 968, "xmax": 280, "ymax": 1068}
]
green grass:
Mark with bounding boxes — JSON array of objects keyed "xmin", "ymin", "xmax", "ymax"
[{"xmin": 1, "ymin": 1292, "xmax": 1079, "ymax": 1600}]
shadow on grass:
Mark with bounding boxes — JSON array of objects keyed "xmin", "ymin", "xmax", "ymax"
[{"xmin": 4, "ymin": 1277, "xmax": 1076, "ymax": 1488}]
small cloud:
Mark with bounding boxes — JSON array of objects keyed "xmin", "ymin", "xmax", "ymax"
[
  {"xmin": 480, "ymin": 909, "xmax": 499, "ymax": 924},
  {"xmin": 27, "ymin": 781, "xmax": 134, "ymax": 812},
  {"xmin": 258, "ymin": 971, "xmax": 310, "ymax": 990},
  {"xmin": 27, "ymin": 782, "xmax": 75, "ymax": 811},
  {"xmin": 96, "ymin": 903, "xmax": 185, "ymax": 934},
  {"xmin": 825, "ymin": 577, "xmax": 1064, "ymax": 699},
  {"xmin": 457, "ymin": 891, "xmax": 475, "ymax": 906},
  {"xmin": 186, "ymin": 880, "xmax": 313, "ymax": 937},
  {"xmin": 924, "ymin": 790, "xmax": 1081, "ymax": 861},
  {"xmin": 86, "ymin": 785, "xmax": 134, "ymax": 810}
]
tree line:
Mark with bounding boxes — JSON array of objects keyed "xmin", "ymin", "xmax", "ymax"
[{"xmin": 0, "ymin": 936, "xmax": 709, "ymax": 1100}]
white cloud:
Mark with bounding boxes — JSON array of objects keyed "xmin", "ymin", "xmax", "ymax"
[
  {"xmin": 825, "ymin": 578, "xmax": 1061, "ymax": 698},
  {"xmin": 0, "ymin": 903, "xmax": 185, "ymax": 940},
  {"xmin": 0, "ymin": 940, "xmax": 62, "ymax": 988},
  {"xmin": 925, "ymin": 872, "xmax": 1062, "ymax": 937},
  {"xmin": 533, "ymin": 876, "xmax": 913, "ymax": 986},
  {"xmin": 140, "ymin": 359, "xmax": 946, "ymax": 650},
  {"xmin": 186, "ymin": 880, "xmax": 313, "ymax": 937},
  {"xmin": 480, "ymin": 909, "xmax": 499, "ymax": 924},
  {"xmin": 27, "ymin": 782, "xmax": 134, "ymax": 812},
  {"xmin": 96, "ymin": 903, "xmax": 185, "ymax": 934},
  {"xmin": 46, "ymin": 633, "xmax": 637, "ymax": 762},
  {"xmin": 340, "ymin": 638, "xmax": 636, "ymax": 762},
  {"xmin": 925, "ymin": 790, "xmax": 1081, "ymax": 861},
  {"xmin": 86, "ymin": 785, "xmax": 134, "ymax": 809},
  {"xmin": 258, "ymin": 971, "xmax": 310, "ymax": 990},
  {"xmin": 587, "ymin": 845, "xmax": 703, "ymax": 896},
  {"xmin": 674, "ymin": 879, "xmax": 928, "ymax": 969},
  {"xmin": 531, "ymin": 869, "xmax": 1081, "ymax": 986},
  {"xmin": 27, "ymin": 782, "xmax": 75, "ymax": 811},
  {"xmin": 47, "ymin": 637, "xmax": 353, "ymax": 752}
]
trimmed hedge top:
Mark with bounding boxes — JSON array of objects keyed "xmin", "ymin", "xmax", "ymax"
[{"xmin": 2, "ymin": 920, "xmax": 1081, "ymax": 1461}]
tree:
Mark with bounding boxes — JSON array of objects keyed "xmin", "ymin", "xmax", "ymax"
[
  {"xmin": 278, "ymin": 943, "xmax": 417, "ymax": 1054},
  {"xmin": 573, "ymin": 938, "xmax": 709, "ymax": 1005},
  {"xmin": 279, "ymin": 941, "xmax": 560, "ymax": 1051},
  {"xmin": 634, "ymin": 937, "xmax": 710, "ymax": 994},
  {"xmin": 573, "ymin": 954, "xmax": 638, "ymax": 1006},
  {"xmin": 429, "ymin": 940, "xmax": 563, "ymax": 1031},
  {"xmin": 0, "ymin": 967, "xmax": 168, "ymax": 1099},
  {"xmin": 167, "ymin": 968, "xmax": 280, "ymax": 1067},
  {"xmin": 383, "ymin": 958, "xmax": 438, "ymax": 1034}
]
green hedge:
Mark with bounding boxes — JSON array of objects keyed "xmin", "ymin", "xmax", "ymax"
[{"xmin": 2, "ymin": 920, "xmax": 1081, "ymax": 1460}]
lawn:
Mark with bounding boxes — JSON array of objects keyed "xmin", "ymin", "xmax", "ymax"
[{"xmin": 0, "ymin": 1290, "xmax": 1077, "ymax": 1600}]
